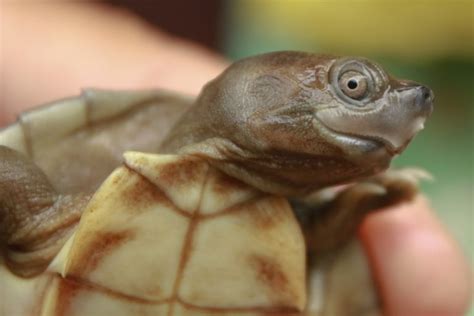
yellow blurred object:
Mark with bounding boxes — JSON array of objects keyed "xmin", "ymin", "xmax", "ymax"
[{"xmin": 237, "ymin": 0, "xmax": 474, "ymax": 58}]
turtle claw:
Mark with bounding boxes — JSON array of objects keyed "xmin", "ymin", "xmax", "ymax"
[
  {"xmin": 373, "ymin": 167, "xmax": 433, "ymax": 187},
  {"xmin": 334, "ymin": 182, "xmax": 387, "ymax": 206},
  {"xmin": 299, "ymin": 168, "xmax": 432, "ymax": 254},
  {"xmin": 366, "ymin": 167, "xmax": 433, "ymax": 204}
]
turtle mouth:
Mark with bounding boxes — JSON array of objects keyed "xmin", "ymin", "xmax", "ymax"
[{"xmin": 312, "ymin": 116, "xmax": 402, "ymax": 156}]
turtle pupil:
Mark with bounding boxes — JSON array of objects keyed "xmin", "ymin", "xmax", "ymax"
[{"xmin": 347, "ymin": 79, "xmax": 358, "ymax": 90}]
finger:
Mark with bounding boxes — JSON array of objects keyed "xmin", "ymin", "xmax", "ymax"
[
  {"xmin": 359, "ymin": 196, "xmax": 472, "ymax": 315},
  {"xmin": 1, "ymin": 2, "xmax": 227, "ymax": 124}
]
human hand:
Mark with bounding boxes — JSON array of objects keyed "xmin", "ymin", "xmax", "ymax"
[
  {"xmin": 1, "ymin": 2, "xmax": 471, "ymax": 315},
  {"xmin": 1, "ymin": 2, "xmax": 227, "ymax": 125},
  {"xmin": 360, "ymin": 196, "xmax": 472, "ymax": 315}
]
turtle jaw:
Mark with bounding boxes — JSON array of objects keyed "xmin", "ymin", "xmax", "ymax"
[
  {"xmin": 311, "ymin": 115, "xmax": 394, "ymax": 161},
  {"xmin": 313, "ymin": 80, "xmax": 434, "ymax": 159}
]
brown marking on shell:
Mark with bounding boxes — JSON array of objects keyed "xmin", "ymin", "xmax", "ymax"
[
  {"xmin": 209, "ymin": 169, "xmax": 250, "ymax": 196},
  {"xmin": 53, "ymin": 274, "xmax": 169, "ymax": 315},
  {"xmin": 121, "ymin": 168, "xmax": 169, "ymax": 209},
  {"xmin": 260, "ymin": 312, "xmax": 300, "ymax": 316},
  {"xmin": 223, "ymin": 196, "xmax": 288, "ymax": 230},
  {"xmin": 155, "ymin": 158, "xmax": 205, "ymax": 188},
  {"xmin": 124, "ymin": 166, "xmax": 191, "ymax": 218},
  {"xmin": 55, "ymin": 277, "xmax": 82, "ymax": 316},
  {"xmin": 176, "ymin": 297, "xmax": 300, "ymax": 314},
  {"xmin": 77, "ymin": 230, "xmax": 134, "ymax": 275},
  {"xmin": 250, "ymin": 254, "xmax": 290, "ymax": 301},
  {"xmin": 106, "ymin": 166, "xmax": 191, "ymax": 218},
  {"xmin": 249, "ymin": 198, "xmax": 288, "ymax": 231},
  {"xmin": 167, "ymin": 213, "xmax": 200, "ymax": 316}
]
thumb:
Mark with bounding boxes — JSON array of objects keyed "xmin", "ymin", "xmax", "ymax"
[{"xmin": 359, "ymin": 196, "xmax": 472, "ymax": 316}]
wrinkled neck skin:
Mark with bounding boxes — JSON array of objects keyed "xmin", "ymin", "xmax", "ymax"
[
  {"xmin": 0, "ymin": 146, "xmax": 90, "ymax": 277},
  {"xmin": 160, "ymin": 52, "xmax": 433, "ymax": 196},
  {"xmin": 160, "ymin": 96, "xmax": 387, "ymax": 196}
]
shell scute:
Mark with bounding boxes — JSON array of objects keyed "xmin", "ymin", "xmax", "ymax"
[
  {"xmin": 62, "ymin": 164, "xmax": 191, "ymax": 302},
  {"xmin": 20, "ymin": 97, "xmax": 87, "ymax": 157},
  {"xmin": 37, "ymin": 152, "xmax": 306, "ymax": 315},
  {"xmin": 199, "ymin": 168, "xmax": 260, "ymax": 215},
  {"xmin": 124, "ymin": 152, "xmax": 209, "ymax": 214},
  {"xmin": 42, "ymin": 277, "xmax": 167, "ymax": 316},
  {"xmin": 179, "ymin": 195, "xmax": 305, "ymax": 310}
]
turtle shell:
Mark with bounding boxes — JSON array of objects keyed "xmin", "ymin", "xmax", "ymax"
[
  {"xmin": 0, "ymin": 89, "xmax": 193, "ymax": 194},
  {"xmin": 1, "ymin": 152, "xmax": 306, "ymax": 316}
]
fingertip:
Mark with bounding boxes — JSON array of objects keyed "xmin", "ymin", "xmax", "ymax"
[{"xmin": 360, "ymin": 196, "xmax": 473, "ymax": 315}]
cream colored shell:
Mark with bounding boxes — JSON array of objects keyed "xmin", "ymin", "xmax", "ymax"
[
  {"xmin": 1, "ymin": 152, "xmax": 306, "ymax": 316},
  {"xmin": 0, "ymin": 89, "xmax": 193, "ymax": 194}
]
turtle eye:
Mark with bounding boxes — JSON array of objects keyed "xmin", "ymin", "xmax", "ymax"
[{"xmin": 338, "ymin": 71, "xmax": 368, "ymax": 100}]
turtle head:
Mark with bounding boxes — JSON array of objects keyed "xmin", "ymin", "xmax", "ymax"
[
  {"xmin": 312, "ymin": 56, "xmax": 434, "ymax": 156},
  {"xmin": 163, "ymin": 51, "xmax": 433, "ymax": 195}
]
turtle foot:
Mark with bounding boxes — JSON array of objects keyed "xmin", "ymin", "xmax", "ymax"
[
  {"xmin": 0, "ymin": 146, "xmax": 89, "ymax": 277},
  {"xmin": 298, "ymin": 168, "xmax": 432, "ymax": 254}
]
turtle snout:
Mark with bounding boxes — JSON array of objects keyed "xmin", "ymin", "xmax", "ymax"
[
  {"xmin": 395, "ymin": 82, "xmax": 434, "ymax": 117},
  {"xmin": 415, "ymin": 85, "xmax": 434, "ymax": 116}
]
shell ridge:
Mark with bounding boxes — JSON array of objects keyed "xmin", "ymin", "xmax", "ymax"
[
  {"xmin": 54, "ymin": 274, "xmax": 172, "ymax": 305},
  {"xmin": 166, "ymin": 162, "xmax": 211, "ymax": 315},
  {"xmin": 176, "ymin": 296, "xmax": 301, "ymax": 313},
  {"xmin": 123, "ymin": 159, "xmax": 185, "ymax": 216},
  {"xmin": 123, "ymin": 165, "xmax": 193, "ymax": 219}
]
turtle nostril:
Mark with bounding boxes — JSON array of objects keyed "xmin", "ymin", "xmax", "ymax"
[
  {"xmin": 421, "ymin": 86, "xmax": 434, "ymax": 103},
  {"xmin": 395, "ymin": 83, "xmax": 434, "ymax": 115},
  {"xmin": 416, "ymin": 85, "xmax": 434, "ymax": 116}
]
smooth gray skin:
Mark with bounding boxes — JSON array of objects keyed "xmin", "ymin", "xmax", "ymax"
[{"xmin": 0, "ymin": 51, "xmax": 433, "ymax": 277}]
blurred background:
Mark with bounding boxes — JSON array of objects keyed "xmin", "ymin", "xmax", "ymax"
[{"xmin": 1, "ymin": 0, "xmax": 473, "ymax": 308}]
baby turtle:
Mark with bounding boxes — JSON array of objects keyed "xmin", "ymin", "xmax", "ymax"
[{"xmin": 0, "ymin": 51, "xmax": 433, "ymax": 315}]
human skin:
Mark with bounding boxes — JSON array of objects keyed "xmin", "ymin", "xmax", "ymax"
[{"xmin": 1, "ymin": 2, "xmax": 471, "ymax": 315}]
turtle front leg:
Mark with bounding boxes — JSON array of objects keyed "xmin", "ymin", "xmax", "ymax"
[
  {"xmin": 294, "ymin": 168, "xmax": 431, "ymax": 254},
  {"xmin": 0, "ymin": 146, "xmax": 90, "ymax": 277}
]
